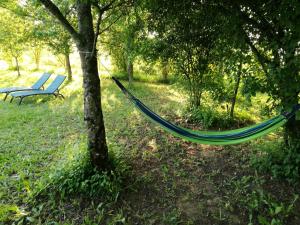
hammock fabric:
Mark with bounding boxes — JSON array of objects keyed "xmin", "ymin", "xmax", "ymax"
[{"xmin": 112, "ymin": 77, "xmax": 300, "ymax": 145}]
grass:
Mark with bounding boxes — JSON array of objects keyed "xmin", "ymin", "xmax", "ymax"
[{"xmin": 0, "ymin": 69, "xmax": 300, "ymax": 224}]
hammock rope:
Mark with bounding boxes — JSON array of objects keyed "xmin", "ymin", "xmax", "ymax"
[{"xmin": 112, "ymin": 77, "xmax": 299, "ymax": 145}]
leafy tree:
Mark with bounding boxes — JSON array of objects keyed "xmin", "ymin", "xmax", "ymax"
[
  {"xmin": 139, "ymin": 36, "xmax": 172, "ymax": 83},
  {"xmin": 145, "ymin": 0, "xmax": 300, "ymax": 145},
  {"xmin": 206, "ymin": 0, "xmax": 300, "ymax": 145},
  {"xmin": 0, "ymin": 8, "xmax": 28, "ymax": 76},
  {"xmin": 145, "ymin": 1, "xmax": 225, "ymax": 107},
  {"xmin": 103, "ymin": 4, "xmax": 143, "ymax": 85},
  {"xmin": 213, "ymin": 42, "xmax": 263, "ymax": 118},
  {"xmin": 35, "ymin": 0, "xmax": 129, "ymax": 170},
  {"xmin": 33, "ymin": 22, "xmax": 73, "ymax": 80}
]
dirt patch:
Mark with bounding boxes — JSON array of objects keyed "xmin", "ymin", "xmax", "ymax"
[{"xmin": 115, "ymin": 120, "xmax": 300, "ymax": 225}]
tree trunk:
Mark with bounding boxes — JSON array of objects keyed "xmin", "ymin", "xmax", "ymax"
[
  {"xmin": 14, "ymin": 56, "xmax": 21, "ymax": 77},
  {"xmin": 77, "ymin": 2, "xmax": 109, "ymax": 170},
  {"xmin": 230, "ymin": 62, "xmax": 242, "ymax": 118},
  {"xmin": 65, "ymin": 53, "xmax": 72, "ymax": 81},
  {"xmin": 278, "ymin": 58, "xmax": 300, "ymax": 147},
  {"xmin": 34, "ymin": 48, "xmax": 41, "ymax": 70},
  {"xmin": 283, "ymin": 94, "xmax": 300, "ymax": 147},
  {"xmin": 127, "ymin": 60, "xmax": 133, "ymax": 86},
  {"xmin": 162, "ymin": 59, "xmax": 169, "ymax": 83}
]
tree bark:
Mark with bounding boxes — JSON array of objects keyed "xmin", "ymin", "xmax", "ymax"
[
  {"xmin": 39, "ymin": 0, "xmax": 112, "ymax": 170},
  {"xmin": 65, "ymin": 53, "xmax": 72, "ymax": 81},
  {"xmin": 230, "ymin": 61, "xmax": 242, "ymax": 118},
  {"xmin": 127, "ymin": 60, "xmax": 133, "ymax": 86},
  {"xmin": 283, "ymin": 93, "xmax": 300, "ymax": 147},
  {"xmin": 34, "ymin": 48, "xmax": 41, "ymax": 70},
  {"xmin": 162, "ymin": 59, "xmax": 169, "ymax": 83},
  {"xmin": 76, "ymin": 2, "xmax": 109, "ymax": 170},
  {"xmin": 14, "ymin": 56, "xmax": 21, "ymax": 77}
]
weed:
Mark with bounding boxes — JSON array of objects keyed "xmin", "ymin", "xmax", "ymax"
[
  {"xmin": 162, "ymin": 209, "xmax": 182, "ymax": 225},
  {"xmin": 184, "ymin": 103, "xmax": 256, "ymax": 130},
  {"xmin": 252, "ymin": 142, "xmax": 300, "ymax": 184},
  {"xmin": 224, "ymin": 175, "xmax": 299, "ymax": 225}
]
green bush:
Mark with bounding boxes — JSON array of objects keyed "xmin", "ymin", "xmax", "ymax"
[
  {"xmin": 252, "ymin": 143, "xmax": 300, "ymax": 184},
  {"xmin": 226, "ymin": 176, "xmax": 299, "ymax": 225},
  {"xmin": 33, "ymin": 150, "xmax": 129, "ymax": 202},
  {"xmin": 246, "ymin": 188, "xmax": 298, "ymax": 225},
  {"xmin": 108, "ymin": 71, "xmax": 175, "ymax": 84},
  {"xmin": 185, "ymin": 105, "xmax": 254, "ymax": 129}
]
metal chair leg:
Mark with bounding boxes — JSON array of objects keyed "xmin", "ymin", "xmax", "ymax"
[
  {"xmin": 10, "ymin": 97, "xmax": 14, "ymax": 103},
  {"xmin": 58, "ymin": 94, "xmax": 65, "ymax": 99},
  {"xmin": 55, "ymin": 91, "xmax": 65, "ymax": 99},
  {"xmin": 3, "ymin": 93, "xmax": 9, "ymax": 101},
  {"xmin": 18, "ymin": 97, "xmax": 23, "ymax": 105}
]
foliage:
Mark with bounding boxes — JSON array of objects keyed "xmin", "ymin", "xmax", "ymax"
[
  {"xmin": 219, "ymin": 0, "xmax": 300, "ymax": 144},
  {"xmin": 226, "ymin": 175, "xmax": 299, "ymax": 225},
  {"xmin": 1, "ymin": 71, "xmax": 299, "ymax": 224},
  {"xmin": 102, "ymin": 3, "xmax": 144, "ymax": 83},
  {"xmin": 252, "ymin": 143, "xmax": 300, "ymax": 184},
  {"xmin": 145, "ymin": 0, "xmax": 228, "ymax": 107},
  {"xmin": 185, "ymin": 104, "xmax": 254, "ymax": 129},
  {"xmin": 0, "ymin": 8, "xmax": 29, "ymax": 74},
  {"xmin": 39, "ymin": 153, "xmax": 126, "ymax": 200},
  {"xmin": 144, "ymin": 0, "xmax": 300, "ymax": 144}
]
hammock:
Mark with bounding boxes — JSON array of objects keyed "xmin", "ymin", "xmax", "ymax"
[{"xmin": 112, "ymin": 77, "xmax": 300, "ymax": 145}]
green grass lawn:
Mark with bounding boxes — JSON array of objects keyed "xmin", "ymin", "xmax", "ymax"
[{"xmin": 0, "ymin": 70, "xmax": 299, "ymax": 225}]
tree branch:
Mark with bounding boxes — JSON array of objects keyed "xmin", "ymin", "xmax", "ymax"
[
  {"xmin": 90, "ymin": 0, "xmax": 124, "ymax": 57},
  {"xmin": 99, "ymin": 0, "xmax": 116, "ymax": 14},
  {"xmin": 91, "ymin": 4, "xmax": 103, "ymax": 57},
  {"xmin": 99, "ymin": 13, "xmax": 124, "ymax": 35},
  {"xmin": 241, "ymin": 28, "xmax": 270, "ymax": 75},
  {"xmin": 38, "ymin": 0, "xmax": 81, "ymax": 43}
]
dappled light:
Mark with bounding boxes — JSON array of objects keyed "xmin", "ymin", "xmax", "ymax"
[{"xmin": 0, "ymin": 0, "xmax": 300, "ymax": 224}]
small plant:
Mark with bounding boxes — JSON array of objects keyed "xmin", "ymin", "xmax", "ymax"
[
  {"xmin": 186, "ymin": 105, "xmax": 252, "ymax": 129},
  {"xmin": 225, "ymin": 175, "xmax": 299, "ymax": 225},
  {"xmin": 252, "ymin": 142, "xmax": 300, "ymax": 184},
  {"xmin": 246, "ymin": 190, "xmax": 298, "ymax": 225},
  {"xmin": 44, "ymin": 155, "xmax": 127, "ymax": 201},
  {"xmin": 162, "ymin": 209, "xmax": 182, "ymax": 225}
]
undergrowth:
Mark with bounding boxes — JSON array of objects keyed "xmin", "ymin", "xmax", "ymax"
[
  {"xmin": 1, "ymin": 70, "xmax": 300, "ymax": 224},
  {"xmin": 185, "ymin": 105, "xmax": 255, "ymax": 129},
  {"xmin": 14, "ymin": 148, "xmax": 130, "ymax": 224},
  {"xmin": 225, "ymin": 175, "xmax": 299, "ymax": 225},
  {"xmin": 39, "ymin": 153, "xmax": 128, "ymax": 200},
  {"xmin": 110, "ymin": 71, "xmax": 176, "ymax": 84},
  {"xmin": 252, "ymin": 142, "xmax": 300, "ymax": 184}
]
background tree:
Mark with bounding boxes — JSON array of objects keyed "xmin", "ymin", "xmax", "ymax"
[
  {"xmin": 103, "ymin": 3, "xmax": 143, "ymax": 85},
  {"xmin": 145, "ymin": 0, "xmax": 300, "ymax": 145},
  {"xmin": 0, "ymin": 8, "xmax": 29, "ymax": 76},
  {"xmin": 212, "ymin": 41, "xmax": 263, "ymax": 119},
  {"xmin": 21, "ymin": 3, "xmax": 75, "ymax": 80},
  {"xmin": 139, "ymin": 36, "xmax": 172, "ymax": 83},
  {"xmin": 145, "ymin": 1, "xmax": 225, "ymax": 108},
  {"xmin": 38, "ymin": 24, "xmax": 73, "ymax": 81},
  {"xmin": 27, "ymin": 30, "xmax": 44, "ymax": 71},
  {"xmin": 215, "ymin": 0, "xmax": 300, "ymax": 145}
]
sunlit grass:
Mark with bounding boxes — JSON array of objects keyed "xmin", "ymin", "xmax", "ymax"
[
  {"xmin": 0, "ymin": 60, "xmax": 9, "ymax": 70},
  {"xmin": 0, "ymin": 69, "xmax": 187, "ymax": 223},
  {"xmin": 0, "ymin": 67, "xmax": 289, "ymax": 223}
]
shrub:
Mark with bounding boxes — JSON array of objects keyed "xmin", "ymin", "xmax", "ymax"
[
  {"xmin": 185, "ymin": 105, "xmax": 254, "ymax": 129},
  {"xmin": 252, "ymin": 143, "xmax": 300, "ymax": 184}
]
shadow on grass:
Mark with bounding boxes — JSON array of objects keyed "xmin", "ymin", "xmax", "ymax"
[{"xmin": 1, "ymin": 77, "xmax": 299, "ymax": 225}]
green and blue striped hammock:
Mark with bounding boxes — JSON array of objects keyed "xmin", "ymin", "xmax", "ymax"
[{"xmin": 112, "ymin": 77, "xmax": 300, "ymax": 145}]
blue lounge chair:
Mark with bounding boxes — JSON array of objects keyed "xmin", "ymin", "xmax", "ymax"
[
  {"xmin": 10, "ymin": 75, "xmax": 66, "ymax": 105},
  {"xmin": 0, "ymin": 72, "xmax": 51, "ymax": 101}
]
